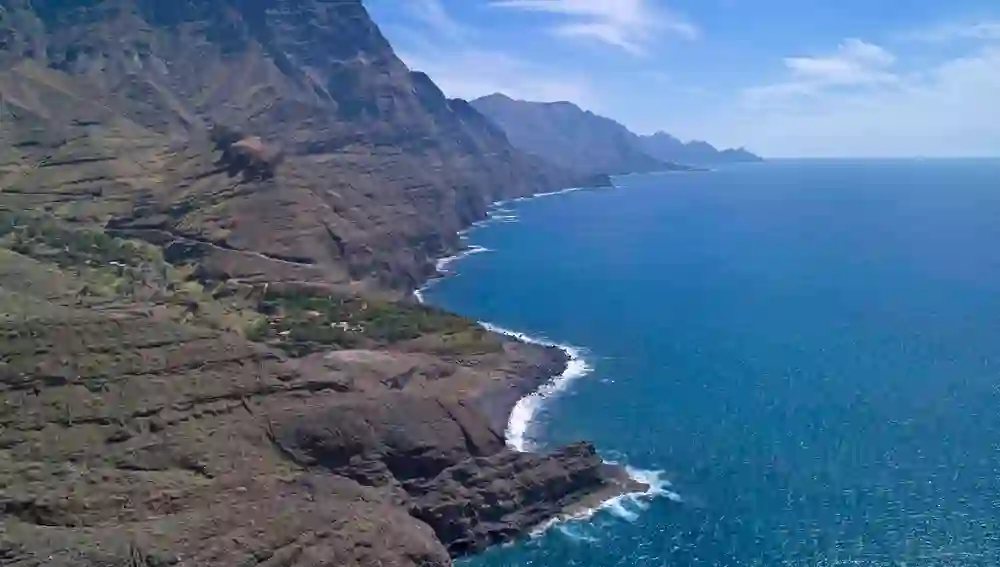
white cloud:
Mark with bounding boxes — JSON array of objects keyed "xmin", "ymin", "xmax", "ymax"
[
  {"xmin": 902, "ymin": 20, "xmax": 1000, "ymax": 43},
  {"xmin": 708, "ymin": 32, "xmax": 1000, "ymax": 157},
  {"xmin": 491, "ymin": 0, "xmax": 698, "ymax": 55},
  {"xmin": 402, "ymin": 0, "xmax": 469, "ymax": 41},
  {"xmin": 376, "ymin": 2, "xmax": 999, "ymax": 157},
  {"xmin": 785, "ymin": 39, "xmax": 895, "ymax": 80},
  {"xmin": 743, "ymin": 39, "xmax": 900, "ymax": 106},
  {"xmin": 398, "ymin": 48, "xmax": 597, "ymax": 106},
  {"xmin": 384, "ymin": 0, "xmax": 597, "ymax": 105}
]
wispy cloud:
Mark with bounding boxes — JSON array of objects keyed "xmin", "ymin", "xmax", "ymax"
[
  {"xmin": 491, "ymin": 0, "xmax": 698, "ymax": 55},
  {"xmin": 383, "ymin": 0, "xmax": 598, "ymax": 105},
  {"xmin": 743, "ymin": 39, "xmax": 899, "ymax": 106},
  {"xmin": 398, "ymin": 48, "xmax": 597, "ymax": 106},
  {"xmin": 713, "ymin": 32, "xmax": 1000, "ymax": 157},
  {"xmin": 402, "ymin": 0, "xmax": 469, "ymax": 41},
  {"xmin": 901, "ymin": 20, "xmax": 1000, "ymax": 43},
  {"xmin": 784, "ymin": 39, "xmax": 896, "ymax": 81}
]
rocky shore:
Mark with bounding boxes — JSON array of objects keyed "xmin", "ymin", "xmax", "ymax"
[
  {"xmin": 466, "ymin": 331, "xmax": 648, "ymax": 543},
  {"xmin": 0, "ymin": 0, "xmax": 637, "ymax": 565},
  {"xmin": 0, "ymin": 305, "xmax": 643, "ymax": 567},
  {"xmin": 473, "ymin": 342, "xmax": 570, "ymax": 435}
]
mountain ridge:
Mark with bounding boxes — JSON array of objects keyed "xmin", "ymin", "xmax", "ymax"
[
  {"xmin": 470, "ymin": 93, "xmax": 683, "ymax": 176},
  {"xmin": 1, "ymin": 0, "xmax": 609, "ymax": 292},
  {"xmin": 639, "ymin": 130, "xmax": 763, "ymax": 165},
  {"xmin": 0, "ymin": 1, "xmax": 628, "ymax": 566},
  {"xmin": 471, "ymin": 93, "xmax": 762, "ymax": 174}
]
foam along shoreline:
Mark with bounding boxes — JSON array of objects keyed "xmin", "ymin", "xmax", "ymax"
[
  {"xmin": 511, "ymin": 185, "xmax": 588, "ymax": 200},
  {"xmin": 476, "ymin": 322, "xmax": 589, "ymax": 452},
  {"xmin": 415, "ymin": 181, "xmax": 680, "ymax": 532},
  {"xmin": 535, "ymin": 466, "xmax": 682, "ymax": 538},
  {"xmin": 415, "ymin": 186, "xmax": 593, "ymax": 303},
  {"xmin": 435, "ymin": 245, "xmax": 491, "ymax": 274},
  {"xmin": 413, "ymin": 245, "xmax": 491, "ymax": 304},
  {"xmin": 477, "ymin": 321, "xmax": 681, "ymax": 532}
]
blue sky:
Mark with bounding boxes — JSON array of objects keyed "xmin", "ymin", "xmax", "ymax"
[{"xmin": 366, "ymin": 0, "xmax": 1000, "ymax": 157}]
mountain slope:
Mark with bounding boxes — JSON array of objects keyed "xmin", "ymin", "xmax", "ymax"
[
  {"xmin": 639, "ymin": 131, "xmax": 762, "ymax": 165},
  {"xmin": 471, "ymin": 93, "xmax": 680, "ymax": 176},
  {"xmin": 0, "ymin": 1, "xmax": 626, "ymax": 566},
  {"xmin": 0, "ymin": 0, "xmax": 604, "ymax": 292},
  {"xmin": 471, "ymin": 94, "xmax": 762, "ymax": 173}
]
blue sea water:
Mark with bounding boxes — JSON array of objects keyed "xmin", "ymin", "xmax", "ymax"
[{"xmin": 420, "ymin": 159, "xmax": 1000, "ymax": 567}]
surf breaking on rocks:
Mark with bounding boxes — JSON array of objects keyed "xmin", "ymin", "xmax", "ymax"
[
  {"xmin": 477, "ymin": 322, "xmax": 681, "ymax": 536},
  {"xmin": 414, "ymin": 183, "xmax": 680, "ymax": 535},
  {"xmin": 414, "ymin": 186, "xmax": 588, "ymax": 303}
]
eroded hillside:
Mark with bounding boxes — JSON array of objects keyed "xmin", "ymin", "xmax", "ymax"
[
  {"xmin": 0, "ymin": 1, "xmax": 623, "ymax": 565},
  {"xmin": 0, "ymin": 0, "xmax": 603, "ymax": 290}
]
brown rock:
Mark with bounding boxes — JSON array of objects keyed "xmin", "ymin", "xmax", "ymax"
[
  {"xmin": 0, "ymin": 1, "xmax": 628, "ymax": 565},
  {"xmin": 272, "ymin": 394, "xmax": 505, "ymax": 488},
  {"xmin": 409, "ymin": 442, "xmax": 612, "ymax": 556},
  {"xmin": 0, "ymin": 0, "xmax": 609, "ymax": 291}
]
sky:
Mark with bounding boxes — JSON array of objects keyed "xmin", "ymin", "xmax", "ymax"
[{"xmin": 365, "ymin": 0, "xmax": 1000, "ymax": 158}]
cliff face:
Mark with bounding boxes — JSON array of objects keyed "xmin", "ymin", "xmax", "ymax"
[
  {"xmin": 0, "ymin": 0, "xmax": 602, "ymax": 291},
  {"xmin": 639, "ymin": 132, "xmax": 763, "ymax": 165},
  {"xmin": 471, "ymin": 93, "xmax": 762, "ymax": 174},
  {"xmin": 471, "ymin": 93, "xmax": 684, "ymax": 176},
  {"xmin": 0, "ymin": 1, "xmax": 624, "ymax": 566}
]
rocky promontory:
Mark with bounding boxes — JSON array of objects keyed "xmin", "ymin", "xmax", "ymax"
[{"xmin": 0, "ymin": 264, "xmax": 636, "ymax": 565}]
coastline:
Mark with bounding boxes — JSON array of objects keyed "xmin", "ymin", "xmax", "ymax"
[
  {"xmin": 473, "ymin": 339, "xmax": 569, "ymax": 439},
  {"xmin": 414, "ymin": 184, "xmax": 676, "ymax": 537}
]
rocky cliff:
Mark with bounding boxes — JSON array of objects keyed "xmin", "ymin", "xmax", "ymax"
[
  {"xmin": 471, "ymin": 93, "xmax": 679, "ymax": 176},
  {"xmin": 0, "ymin": 1, "xmax": 626, "ymax": 566},
  {"xmin": 639, "ymin": 131, "xmax": 762, "ymax": 165},
  {"xmin": 0, "ymin": 0, "xmax": 606, "ymax": 291},
  {"xmin": 472, "ymin": 93, "xmax": 761, "ymax": 173}
]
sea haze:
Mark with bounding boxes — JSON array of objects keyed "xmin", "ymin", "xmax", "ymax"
[{"xmin": 419, "ymin": 159, "xmax": 1000, "ymax": 567}]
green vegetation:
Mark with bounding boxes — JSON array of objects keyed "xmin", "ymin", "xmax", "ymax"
[
  {"xmin": 0, "ymin": 211, "xmax": 502, "ymax": 357},
  {"xmin": 1, "ymin": 211, "xmax": 153, "ymax": 265},
  {"xmin": 249, "ymin": 288, "xmax": 501, "ymax": 356},
  {"xmin": 0, "ymin": 210, "xmax": 260, "ymax": 332}
]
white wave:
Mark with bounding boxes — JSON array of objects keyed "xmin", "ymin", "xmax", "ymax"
[
  {"xmin": 554, "ymin": 523, "xmax": 599, "ymax": 543},
  {"xmin": 477, "ymin": 322, "xmax": 592, "ymax": 453},
  {"xmin": 478, "ymin": 322, "xmax": 683, "ymax": 534},
  {"xmin": 413, "ymin": 245, "xmax": 492, "ymax": 304},
  {"xmin": 627, "ymin": 466, "xmax": 683, "ymax": 503},
  {"xmin": 457, "ymin": 219, "xmax": 490, "ymax": 237},
  {"xmin": 529, "ymin": 467, "xmax": 680, "ymax": 540},
  {"xmin": 458, "ymin": 185, "xmax": 597, "ymax": 242},
  {"xmin": 491, "ymin": 184, "xmax": 594, "ymax": 209},
  {"xmin": 434, "ymin": 245, "xmax": 491, "ymax": 274},
  {"xmin": 421, "ymin": 185, "xmax": 589, "ymax": 303},
  {"xmin": 605, "ymin": 499, "xmax": 641, "ymax": 522},
  {"xmin": 415, "ymin": 180, "xmax": 684, "ymax": 536},
  {"xmin": 530, "ymin": 186, "xmax": 586, "ymax": 199},
  {"xmin": 413, "ymin": 276, "xmax": 445, "ymax": 305}
]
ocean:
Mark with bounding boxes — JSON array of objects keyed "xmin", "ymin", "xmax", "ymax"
[{"xmin": 418, "ymin": 159, "xmax": 1000, "ymax": 567}]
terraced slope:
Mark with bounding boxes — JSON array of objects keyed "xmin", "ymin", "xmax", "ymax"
[
  {"xmin": 0, "ymin": 1, "xmax": 624, "ymax": 565},
  {"xmin": 0, "ymin": 0, "xmax": 605, "ymax": 290}
]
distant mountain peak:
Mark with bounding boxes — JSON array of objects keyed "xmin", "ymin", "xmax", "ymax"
[
  {"xmin": 471, "ymin": 94, "xmax": 690, "ymax": 176},
  {"xmin": 470, "ymin": 94, "xmax": 762, "ymax": 173},
  {"xmin": 649, "ymin": 131, "xmax": 681, "ymax": 140},
  {"xmin": 478, "ymin": 92, "xmax": 516, "ymax": 102},
  {"xmin": 639, "ymin": 131, "xmax": 762, "ymax": 164}
]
